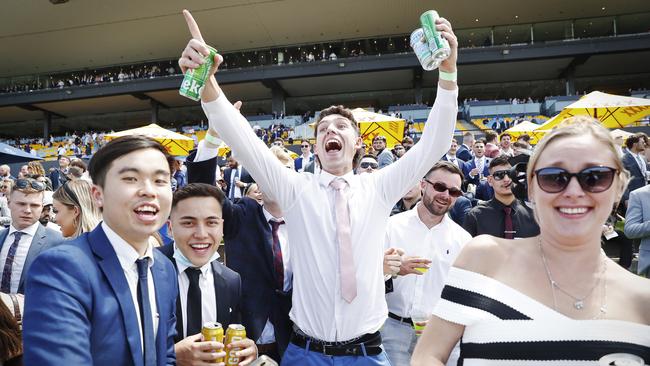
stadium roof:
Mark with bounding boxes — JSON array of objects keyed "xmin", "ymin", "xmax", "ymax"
[{"xmin": 3, "ymin": 0, "xmax": 650, "ymax": 77}]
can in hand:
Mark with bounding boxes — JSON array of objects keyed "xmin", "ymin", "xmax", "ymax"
[
  {"xmin": 179, "ymin": 45, "xmax": 218, "ymax": 101},
  {"xmin": 410, "ymin": 29, "xmax": 437, "ymax": 71},
  {"xmin": 225, "ymin": 324, "xmax": 247, "ymax": 366},
  {"xmin": 418, "ymin": 10, "xmax": 451, "ymax": 70},
  {"xmin": 201, "ymin": 321, "xmax": 224, "ymax": 364}
]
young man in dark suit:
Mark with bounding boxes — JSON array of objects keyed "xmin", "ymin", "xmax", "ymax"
[
  {"xmin": 24, "ymin": 136, "xmax": 179, "ymax": 366},
  {"xmin": 158, "ymin": 183, "xmax": 257, "ymax": 366},
  {"xmin": 622, "ymin": 133, "xmax": 647, "ymax": 206},
  {"xmin": 186, "ymin": 143, "xmax": 293, "ymax": 363},
  {"xmin": 223, "ymin": 155, "xmax": 253, "ymax": 201},
  {"xmin": 0, "ymin": 178, "xmax": 63, "ymax": 294}
]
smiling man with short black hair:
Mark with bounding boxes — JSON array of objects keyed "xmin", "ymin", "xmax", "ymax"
[{"xmin": 462, "ymin": 155, "xmax": 539, "ymax": 238}]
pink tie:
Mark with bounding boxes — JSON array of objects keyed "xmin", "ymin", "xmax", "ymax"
[{"xmin": 330, "ymin": 178, "xmax": 357, "ymax": 303}]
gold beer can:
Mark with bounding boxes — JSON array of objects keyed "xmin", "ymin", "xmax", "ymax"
[
  {"xmin": 201, "ymin": 322, "xmax": 224, "ymax": 364},
  {"xmin": 225, "ymin": 324, "xmax": 247, "ymax": 366}
]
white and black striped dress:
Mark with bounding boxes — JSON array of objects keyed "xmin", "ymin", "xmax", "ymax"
[{"xmin": 433, "ymin": 267, "xmax": 650, "ymax": 365}]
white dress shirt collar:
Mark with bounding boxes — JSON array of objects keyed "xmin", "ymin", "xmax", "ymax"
[
  {"xmin": 102, "ymin": 222, "xmax": 155, "ymax": 269},
  {"xmin": 316, "ymin": 169, "xmax": 356, "ymax": 189},
  {"xmin": 9, "ymin": 221, "xmax": 40, "ymax": 238},
  {"xmin": 176, "ymin": 254, "xmax": 212, "ymax": 277}
]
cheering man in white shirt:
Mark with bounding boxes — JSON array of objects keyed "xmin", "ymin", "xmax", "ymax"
[
  {"xmin": 179, "ymin": 9, "xmax": 459, "ymax": 365},
  {"xmin": 381, "ymin": 161, "xmax": 471, "ymax": 366}
]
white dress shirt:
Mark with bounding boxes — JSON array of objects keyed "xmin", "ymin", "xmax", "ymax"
[
  {"xmin": 384, "ymin": 208, "xmax": 471, "ymax": 318},
  {"xmin": 176, "ymin": 257, "xmax": 217, "ymax": 338},
  {"xmin": 445, "ymin": 154, "xmax": 461, "ymax": 169},
  {"xmin": 202, "ymin": 85, "xmax": 457, "ymax": 341},
  {"xmin": 102, "ymin": 222, "xmax": 158, "ymax": 351},
  {"xmin": 0, "ymin": 221, "xmax": 39, "ymax": 293},
  {"xmin": 230, "ymin": 166, "xmax": 243, "ymax": 199}
]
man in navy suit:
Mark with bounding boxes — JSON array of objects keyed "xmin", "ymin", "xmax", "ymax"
[
  {"xmin": 48, "ymin": 155, "xmax": 70, "ymax": 190},
  {"xmin": 24, "ymin": 136, "xmax": 179, "ymax": 366},
  {"xmin": 186, "ymin": 143, "xmax": 293, "ymax": 363},
  {"xmin": 456, "ymin": 132, "xmax": 474, "ymax": 162},
  {"xmin": 223, "ymin": 154, "xmax": 254, "ymax": 201},
  {"xmin": 158, "ymin": 183, "xmax": 257, "ymax": 366},
  {"xmin": 0, "ymin": 178, "xmax": 63, "ymax": 294},
  {"xmin": 622, "ymin": 133, "xmax": 647, "ymax": 206},
  {"xmin": 441, "ymin": 138, "xmax": 465, "ymax": 172},
  {"xmin": 294, "ymin": 139, "xmax": 314, "ymax": 172},
  {"xmin": 462, "ymin": 139, "xmax": 493, "ymax": 202}
]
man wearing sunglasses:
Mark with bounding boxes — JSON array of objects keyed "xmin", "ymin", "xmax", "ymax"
[
  {"xmin": 463, "ymin": 156, "xmax": 539, "ymax": 239},
  {"xmin": 294, "ymin": 139, "xmax": 314, "ymax": 173},
  {"xmin": 381, "ymin": 161, "xmax": 471, "ymax": 366},
  {"xmin": 357, "ymin": 155, "xmax": 379, "ymax": 174},
  {"xmin": 0, "ymin": 178, "xmax": 63, "ymax": 294}
]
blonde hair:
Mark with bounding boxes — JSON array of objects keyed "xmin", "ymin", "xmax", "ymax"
[
  {"xmin": 526, "ymin": 116, "xmax": 630, "ymax": 200},
  {"xmin": 52, "ymin": 180, "xmax": 101, "ymax": 238},
  {"xmin": 269, "ymin": 146, "xmax": 293, "ymax": 168},
  {"xmin": 27, "ymin": 161, "xmax": 45, "ymax": 177}
]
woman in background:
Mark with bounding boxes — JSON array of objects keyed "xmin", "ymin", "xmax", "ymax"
[{"xmin": 52, "ymin": 180, "xmax": 101, "ymax": 238}]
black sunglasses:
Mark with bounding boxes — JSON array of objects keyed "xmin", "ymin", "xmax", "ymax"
[
  {"xmin": 360, "ymin": 162, "xmax": 378, "ymax": 169},
  {"xmin": 424, "ymin": 179, "xmax": 463, "ymax": 198},
  {"xmin": 533, "ymin": 166, "xmax": 618, "ymax": 194},
  {"xmin": 15, "ymin": 178, "xmax": 45, "ymax": 192},
  {"xmin": 492, "ymin": 169, "xmax": 511, "ymax": 181},
  {"xmin": 301, "ymin": 145, "xmax": 310, "ymax": 148}
]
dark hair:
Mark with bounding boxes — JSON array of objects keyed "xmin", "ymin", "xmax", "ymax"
[
  {"xmin": 314, "ymin": 105, "xmax": 359, "ymax": 137},
  {"xmin": 512, "ymin": 141, "xmax": 527, "ymax": 149},
  {"xmin": 172, "ymin": 183, "xmax": 225, "ymax": 210},
  {"xmin": 425, "ymin": 161, "xmax": 464, "ymax": 181},
  {"xmin": 474, "ymin": 139, "xmax": 486, "ymax": 146},
  {"xmin": 625, "ymin": 133, "xmax": 644, "ymax": 149},
  {"xmin": 484, "ymin": 130, "xmax": 497, "ymax": 142},
  {"xmin": 373, "ymin": 135, "xmax": 387, "ymax": 142},
  {"xmin": 489, "ymin": 155, "xmax": 511, "ymax": 171},
  {"xmin": 300, "ymin": 139, "xmax": 310, "ymax": 145},
  {"xmin": 70, "ymin": 159, "xmax": 87, "ymax": 172},
  {"xmin": 0, "ymin": 299, "xmax": 22, "ymax": 362},
  {"xmin": 500, "ymin": 132, "xmax": 512, "ymax": 140},
  {"xmin": 402, "ymin": 136, "xmax": 414, "ymax": 144},
  {"xmin": 360, "ymin": 154, "xmax": 378, "ymax": 161},
  {"xmin": 89, "ymin": 135, "xmax": 173, "ymax": 188}
]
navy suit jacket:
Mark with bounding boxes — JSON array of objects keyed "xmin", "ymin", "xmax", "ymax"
[
  {"xmin": 157, "ymin": 244, "xmax": 242, "ymax": 343},
  {"xmin": 441, "ymin": 155, "xmax": 466, "ymax": 172},
  {"xmin": 186, "ymin": 151, "xmax": 293, "ymax": 355},
  {"xmin": 462, "ymin": 157, "xmax": 491, "ymax": 186},
  {"xmin": 622, "ymin": 151, "xmax": 646, "ymax": 202},
  {"xmin": 294, "ymin": 155, "xmax": 314, "ymax": 172},
  {"xmin": 223, "ymin": 166, "xmax": 254, "ymax": 198},
  {"xmin": 456, "ymin": 144, "xmax": 473, "ymax": 162},
  {"xmin": 449, "ymin": 196, "xmax": 472, "ymax": 226},
  {"xmin": 0, "ymin": 223, "xmax": 63, "ymax": 294},
  {"xmin": 23, "ymin": 225, "xmax": 178, "ymax": 366}
]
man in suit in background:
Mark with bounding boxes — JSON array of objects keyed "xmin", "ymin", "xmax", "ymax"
[
  {"xmin": 24, "ymin": 136, "xmax": 179, "ymax": 365},
  {"xmin": 441, "ymin": 138, "xmax": 465, "ymax": 171},
  {"xmin": 223, "ymin": 154, "xmax": 254, "ymax": 201},
  {"xmin": 0, "ymin": 178, "xmax": 63, "ymax": 294},
  {"xmin": 456, "ymin": 132, "xmax": 474, "ymax": 162},
  {"xmin": 158, "ymin": 183, "xmax": 257, "ymax": 366},
  {"xmin": 186, "ymin": 137, "xmax": 293, "ymax": 363},
  {"xmin": 622, "ymin": 133, "xmax": 647, "ymax": 206},
  {"xmin": 294, "ymin": 139, "xmax": 314, "ymax": 172},
  {"xmin": 624, "ymin": 184, "xmax": 650, "ymax": 277},
  {"xmin": 48, "ymin": 155, "xmax": 70, "ymax": 190}
]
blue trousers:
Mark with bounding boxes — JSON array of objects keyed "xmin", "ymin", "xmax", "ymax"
[{"xmin": 281, "ymin": 342, "xmax": 393, "ymax": 366}]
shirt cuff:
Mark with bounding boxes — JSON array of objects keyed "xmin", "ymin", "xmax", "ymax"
[{"xmin": 194, "ymin": 140, "xmax": 220, "ymax": 163}]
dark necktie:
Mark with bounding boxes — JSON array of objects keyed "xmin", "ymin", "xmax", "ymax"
[
  {"xmin": 1, "ymin": 232, "xmax": 24, "ymax": 293},
  {"xmin": 269, "ymin": 220, "xmax": 285, "ymax": 290},
  {"xmin": 136, "ymin": 258, "xmax": 156, "ymax": 365},
  {"xmin": 229, "ymin": 169, "xmax": 240, "ymax": 200},
  {"xmin": 185, "ymin": 267, "xmax": 202, "ymax": 336},
  {"xmin": 503, "ymin": 207, "xmax": 514, "ymax": 239}
]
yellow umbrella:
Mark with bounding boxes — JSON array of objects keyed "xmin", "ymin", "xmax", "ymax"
[
  {"xmin": 351, "ymin": 108, "xmax": 405, "ymax": 149},
  {"xmin": 541, "ymin": 91, "xmax": 650, "ymax": 129},
  {"xmin": 502, "ymin": 121, "xmax": 546, "ymax": 145},
  {"xmin": 106, "ymin": 123, "xmax": 195, "ymax": 156}
]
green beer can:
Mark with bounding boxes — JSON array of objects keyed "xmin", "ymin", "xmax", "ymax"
[
  {"xmin": 419, "ymin": 10, "xmax": 451, "ymax": 70},
  {"xmin": 179, "ymin": 45, "xmax": 217, "ymax": 101}
]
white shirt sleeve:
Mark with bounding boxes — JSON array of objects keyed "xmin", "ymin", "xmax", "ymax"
[
  {"xmin": 374, "ymin": 85, "xmax": 458, "ymax": 207},
  {"xmin": 201, "ymin": 94, "xmax": 304, "ymax": 209}
]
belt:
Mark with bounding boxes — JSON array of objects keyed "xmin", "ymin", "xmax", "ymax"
[
  {"xmin": 388, "ymin": 312, "xmax": 412, "ymax": 325},
  {"xmin": 290, "ymin": 330, "xmax": 383, "ymax": 357},
  {"xmin": 256, "ymin": 342, "xmax": 277, "ymax": 354}
]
